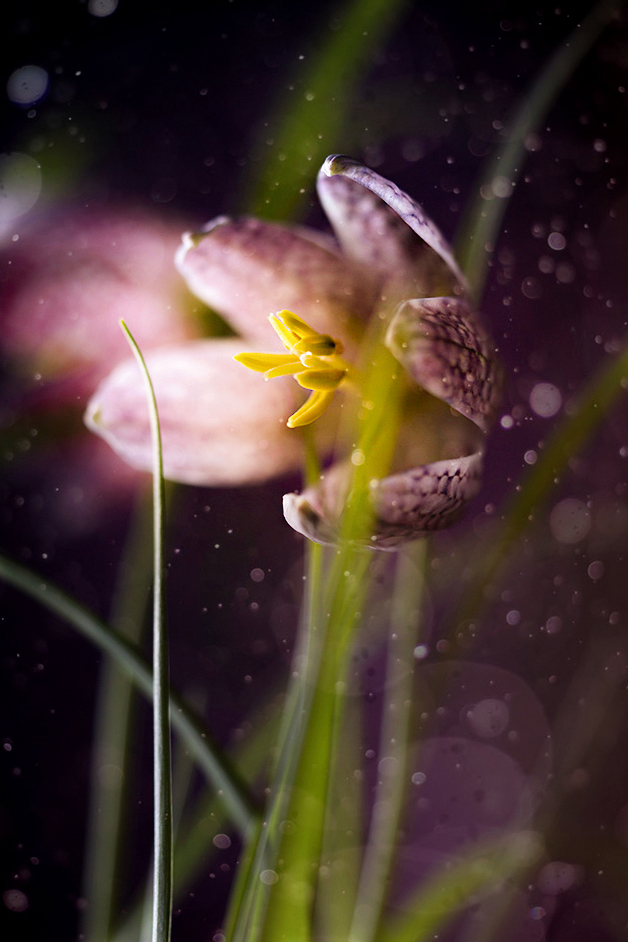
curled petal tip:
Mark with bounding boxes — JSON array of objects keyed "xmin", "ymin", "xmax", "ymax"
[
  {"xmin": 84, "ymin": 401, "xmax": 101, "ymax": 430},
  {"xmin": 321, "ymin": 154, "xmax": 357, "ymax": 177}
]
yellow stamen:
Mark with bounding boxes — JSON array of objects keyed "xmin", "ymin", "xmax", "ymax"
[
  {"xmin": 287, "ymin": 390, "xmax": 334, "ymax": 428},
  {"xmin": 234, "ymin": 310, "xmax": 352, "ymax": 428},
  {"xmin": 234, "ymin": 352, "xmax": 298, "ymax": 373}
]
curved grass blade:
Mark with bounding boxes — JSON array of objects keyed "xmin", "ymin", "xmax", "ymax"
[
  {"xmin": 456, "ymin": 0, "xmax": 622, "ymax": 302},
  {"xmin": 82, "ymin": 487, "xmax": 154, "ymax": 942},
  {"xmin": 450, "ymin": 330, "xmax": 628, "ymax": 632},
  {"xmin": 0, "ymin": 552, "xmax": 258, "ymax": 837},
  {"xmin": 120, "ymin": 320, "xmax": 172, "ymax": 942},
  {"xmin": 245, "ymin": 0, "xmax": 411, "ymax": 220},
  {"xmin": 377, "ymin": 830, "xmax": 543, "ymax": 942}
]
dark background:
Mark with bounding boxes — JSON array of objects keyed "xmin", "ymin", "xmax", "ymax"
[{"xmin": 2, "ymin": 1, "xmax": 628, "ymax": 940}]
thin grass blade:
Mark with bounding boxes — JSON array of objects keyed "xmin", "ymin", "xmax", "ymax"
[{"xmin": 120, "ymin": 320, "xmax": 172, "ymax": 942}]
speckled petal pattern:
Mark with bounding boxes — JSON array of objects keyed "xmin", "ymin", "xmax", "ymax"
[
  {"xmin": 318, "ymin": 155, "xmax": 468, "ymax": 298},
  {"xmin": 175, "ymin": 216, "xmax": 376, "ymax": 346},
  {"xmin": 283, "ymin": 451, "xmax": 484, "ymax": 548},
  {"xmin": 386, "ymin": 296, "xmax": 503, "ymax": 433}
]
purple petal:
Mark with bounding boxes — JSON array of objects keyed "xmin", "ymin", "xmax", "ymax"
[
  {"xmin": 386, "ymin": 296, "xmax": 503, "ymax": 432},
  {"xmin": 317, "ymin": 155, "xmax": 467, "ymax": 298},
  {"xmin": 175, "ymin": 216, "xmax": 376, "ymax": 345},
  {"xmin": 283, "ymin": 450, "xmax": 484, "ymax": 548},
  {"xmin": 85, "ymin": 339, "xmax": 307, "ymax": 486}
]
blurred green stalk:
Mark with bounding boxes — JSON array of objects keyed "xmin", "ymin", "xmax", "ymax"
[{"xmin": 246, "ymin": 0, "xmax": 411, "ymax": 220}]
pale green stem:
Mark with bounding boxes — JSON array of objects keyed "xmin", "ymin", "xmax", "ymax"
[
  {"xmin": 120, "ymin": 321, "xmax": 172, "ymax": 942},
  {"xmin": 349, "ymin": 541, "xmax": 427, "ymax": 942},
  {"xmin": 226, "ymin": 538, "xmax": 325, "ymax": 942},
  {"xmin": 258, "ymin": 546, "xmax": 373, "ymax": 942},
  {"xmin": 113, "ymin": 709, "xmax": 279, "ymax": 942}
]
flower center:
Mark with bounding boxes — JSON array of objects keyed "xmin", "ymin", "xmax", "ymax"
[{"xmin": 234, "ymin": 309, "xmax": 351, "ymax": 428}]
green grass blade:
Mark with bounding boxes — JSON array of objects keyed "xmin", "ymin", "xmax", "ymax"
[
  {"xmin": 245, "ymin": 0, "xmax": 411, "ymax": 220},
  {"xmin": 226, "ymin": 540, "xmax": 327, "ymax": 942},
  {"xmin": 120, "ymin": 320, "xmax": 172, "ymax": 942},
  {"xmin": 82, "ymin": 488, "xmax": 154, "ymax": 942},
  {"xmin": 378, "ymin": 831, "xmax": 543, "ymax": 942},
  {"xmin": 0, "ymin": 552, "xmax": 258, "ymax": 837},
  {"xmin": 113, "ymin": 708, "xmax": 279, "ymax": 942},
  {"xmin": 456, "ymin": 0, "xmax": 622, "ymax": 302},
  {"xmin": 450, "ymin": 330, "xmax": 628, "ymax": 631},
  {"xmin": 349, "ymin": 541, "xmax": 428, "ymax": 942}
]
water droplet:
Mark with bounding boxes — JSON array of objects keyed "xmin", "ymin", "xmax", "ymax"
[
  {"xmin": 547, "ymin": 232, "xmax": 566, "ymax": 251},
  {"xmin": 529, "ymin": 382, "xmax": 562, "ymax": 418},
  {"xmin": 465, "ymin": 699, "xmax": 510, "ymax": 739},
  {"xmin": 3, "ymin": 889, "xmax": 28, "ymax": 912},
  {"xmin": 550, "ymin": 498, "xmax": 590, "ymax": 544},
  {"xmin": 7, "ymin": 66, "xmax": 49, "ymax": 105},
  {"xmin": 212, "ymin": 833, "xmax": 231, "ymax": 850}
]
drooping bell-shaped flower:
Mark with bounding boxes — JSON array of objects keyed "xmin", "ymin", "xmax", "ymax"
[{"xmin": 85, "ymin": 155, "xmax": 502, "ymax": 546}]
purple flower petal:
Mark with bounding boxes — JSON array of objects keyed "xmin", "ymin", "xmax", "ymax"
[
  {"xmin": 386, "ymin": 296, "xmax": 503, "ymax": 433},
  {"xmin": 175, "ymin": 216, "xmax": 376, "ymax": 346},
  {"xmin": 317, "ymin": 155, "xmax": 468, "ymax": 298},
  {"xmin": 283, "ymin": 451, "xmax": 484, "ymax": 548},
  {"xmin": 85, "ymin": 339, "xmax": 307, "ymax": 486}
]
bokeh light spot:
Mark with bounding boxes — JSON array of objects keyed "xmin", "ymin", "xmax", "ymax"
[
  {"xmin": 6, "ymin": 65, "xmax": 49, "ymax": 105},
  {"xmin": 549, "ymin": 497, "xmax": 590, "ymax": 544},
  {"xmin": 529, "ymin": 382, "xmax": 562, "ymax": 418},
  {"xmin": 88, "ymin": 0, "xmax": 119, "ymax": 16}
]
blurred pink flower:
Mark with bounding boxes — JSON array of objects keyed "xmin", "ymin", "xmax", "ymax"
[
  {"xmin": 0, "ymin": 205, "xmax": 203, "ymax": 519},
  {"xmin": 1, "ymin": 205, "xmax": 200, "ymax": 399},
  {"xmin": 86, "ymin": 157, "xmax": 502, "ymax": 545}
]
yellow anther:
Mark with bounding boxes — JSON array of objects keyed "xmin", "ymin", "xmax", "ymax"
[{"xmin": 234, "ymin": 310, "xmax": 352, "ymax": 428}]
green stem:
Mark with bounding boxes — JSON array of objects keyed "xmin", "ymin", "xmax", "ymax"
[
  {"xmin": 259, "ymin": 546, "xmax": 372, "ymax": 942},
  {"xmin": 349, "ymin": 541, "xmax": 427, "ymax": 942},
  {"xmin": 0, "ymin": 552, "xmax": 258, "ymax": 837},
  {"xmin": 120, "ymin": 321, "xmax": 172, "ymax": 942},
  {"xmin": 226, "ymin": 539, "xmax": 326, "ymax": 942}
]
